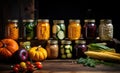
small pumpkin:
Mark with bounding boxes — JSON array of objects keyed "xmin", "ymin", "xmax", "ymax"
[
  {"xmin": 28, "ymin": 45, "xmax": 47, "ymax": 61},
  {"xmin": 0, "ymin": 39, "xmax": 19, "ymax": 59}
]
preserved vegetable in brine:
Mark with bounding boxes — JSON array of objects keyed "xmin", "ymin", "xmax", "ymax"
[
  {"xmin": 5, "ymin": 19, "xmax": 19, "ymax": 40},
  {"xmin": 99, "ymin": 19, "xmax": 113, "ymax": 41},
  {"xmin": 52, "ymin": 20, "xmax": 66, "ymax": 40},
  {"xmin": 83, "ymin": 19, "xmax": 97, "ymax": 39},
  {"xmin": 37, "ymin": 19, "xmax": 50, "ymax": 40},
  {"xmin": 68, "ymin": 19, "xmax": 81, "ymax": 40},
  {"xmin": 60, "ymin": 40, "xmax": 73, "ymax": 59},
  {"xmin": 24, "ymin": 19, "xmax": 35, "ymax": 40},
  {"xmin": 46, "ymin": 40, "xmax": 59, "ymax": 59}
]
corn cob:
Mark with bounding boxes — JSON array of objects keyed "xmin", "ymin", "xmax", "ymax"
[
  {"xmin": 84, "ymin": 51, "xmax": 120, "ymax": 62},
  {"xmin": 101, "ymin": 51, "xmax": 120, "ymax": 57}
]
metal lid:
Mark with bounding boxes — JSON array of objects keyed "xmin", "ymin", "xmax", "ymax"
[
  {"xmin": 53, "ymin": 20, "xmax": 64, "ymax": 24},
  {"xmin": 75, "ymin": 40, "xmax": 86, "ymax": 44},
  {"xmin": 84, "ymin": 19, "xmax": 95, "ymax": 22},
  {"xmin": 8, "ymin": 19, "xmax": 18, "ymax": 22},
  {"xmin": 37, "ymin": 19, "xmax": 49, "ymax": 22},
  {"xmin": 100, "ymin": 19, "xmax": 112, "ymax": 24},
  {"xmin": 61, "ymin": 40, "xmax": 72, "ymax": 44},
  {"xmin": 48, "ymin": 40, "xmax": 58, "ymax": 44},
  {"xmin": 69, "ymin": 19, "xmax": 80, "ymax": 23},
  {"xmin": 23, "ymin": 19, "xmax": 34, "ymax": 22}
]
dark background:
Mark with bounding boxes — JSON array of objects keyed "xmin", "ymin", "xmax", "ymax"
[
  {"xmin": 0, "ymin": 0, "xmax": 120, "ymax": 40},
  {"xmin": 35, "ymin": 0, "xmax": 120, "ymax": 40}
]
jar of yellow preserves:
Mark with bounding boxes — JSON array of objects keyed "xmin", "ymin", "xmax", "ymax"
[
  {"xmin": 36, "ymin": 19, "xmax": 50, "ymax": 40},
  {"xmin": 68, "ymin": 19, "xmax": 81, "ymax": 40},
  {"xmin": 5, "ymin": 19, "xmax": 19, "ymax": 40}
]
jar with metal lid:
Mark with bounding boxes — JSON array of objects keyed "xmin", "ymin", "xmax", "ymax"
[
  {"xmin": 46, "ymin": 40, "xmax": 59, "ymax": 59},
  {"xmin": 73, "ymin": 40, "xmax": 87, "ymax": 58},
  {"xmin": 52, "ymin": 20, "xmax": 66, "ymax": 40},
  {"xmin": 60, "ymin": 40, "xmax": 73, "ymax": 59},
  {"xmin": 68, "ymin": 19, "xmax": 81, "ymax": 40},
  {"xmin": 5, "ymin": 19, "xmax": 19, "ymax": 40},
  {"xmin": 83, "ymin": 19, "xmax": 97, "ymax": 39},
  {"xmin": 36, "ymin": 19, "xmax": 50, "ymax": 40},
  {"xmin": 23, "ymin": 19, "xmax": 35, "ymax": 40},
  {"xmin": 99, "ymin": 19, "xmax": 113, "ymax": 41}
]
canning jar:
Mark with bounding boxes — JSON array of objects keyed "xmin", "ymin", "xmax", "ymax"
[
  {"xmin": 36, "ymin": 19, "xmax": 50, "ymax": 40},
  {"xmin": 5, "ymin": 19, "xmax": 19, "ymax": 40},
  {"xmin": 46, "ymin": 40, "xmax": 59, "ymax": 59},
  {"xmin": 23, "ymin": 19, "xmax": 35, "ymax": 40},
  {"xmin": 60, "ymin": 40, "xmax": 73, "ymax": 59},
  {"xmin": 52, "ymin": 20, "xmax": 66, "ymax": 40},
  {"xmin": 99, "ymin": 19, "xmax": 113, "ymax": 41},
  {"xmin": 73, "ymin": 40, "xmax": 87, "ymax": 59},
  {"xmin": 83, "ymin": 19, "xmax": 97, "ymax": 39},
  {"xmin": 68, "ymin": 19, "xmax": 81, "ymax": 40}
]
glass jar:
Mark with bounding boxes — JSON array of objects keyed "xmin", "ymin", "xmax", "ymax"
[
  {"xmin": 68, "ymin": 19, "xmax": 81, "ymax": 40},
  {"xmin": 23, "ymin": 19, "xmax": 35, "ymax": 40},
  {"xmin": 52, "ymin": 20, "xmax": 66, "ymax": 40},
  {"xmin": 36, "ymin": 19, "xmax": 50, "ymax": 40},
  {"xmin": 5, "ymin": 19, "xmax": 19, "ymax": 40},
  {"xmin": 46, "ymin": 40, "xmax": 59, "ymax": 59},
  {"xmin": 82, "ymin": 19, "xmax": 97, "ymax": 39},
  {"xmin": 99, "ymin": 19, "xmax": 113, "ymax": 41},
  {"xmin": 73, "ymin": 40, "xmax": 87, "ymax": 59},
  {"xmin": 60, "ymin": 40, "xmax": 73, "ymax": 59}
]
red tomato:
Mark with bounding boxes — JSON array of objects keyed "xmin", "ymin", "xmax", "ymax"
[{"xmin": 36, "ymin": 64, "xmax": 42, "ymax": 69}]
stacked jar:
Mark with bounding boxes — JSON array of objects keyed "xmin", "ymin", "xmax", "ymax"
[
  {"xmin": 82, "ymin": 19, "xmax": 97, "ymax": 39},
  {"xmin": 46, "ymin": 40, "xmax": 59, "ymax": 59},
  {"xmin": 98, "ymin": 19, "xmax": 113, "ymax": 41},
  {"xmin": 68, "ymin": 19, "xmax": 81, "ymax": 40},
  {"xmin": 36, "ymin": 19, "xmax": 50, "ymax": 40},
  {"xmin": 60, "ymin": 40, "xmax": 73, "ymax": 59},
  {"xmin": 22, "ymin": 19, "xmax": 35, "ymax": 40},
  {"xmin": 5, "ymin": 19, "xmax": 19, "ymax": 40},
  {"xmin": 73, "ymin": 40, "xmax": 87, "ymax": 59},
  {"xmin": 52, "ymin": 20, "xmax": 66, "ymax": 40}
]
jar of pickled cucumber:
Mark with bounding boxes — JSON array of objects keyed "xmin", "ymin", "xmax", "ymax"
[
  {"xmin": 23, "ymin": 19, "xmax": 35, "ymax": 40},
  {"xmin": 60, "ymin": 40, "xmax": 73, "ymax": 59},
  {"xmin": 46, "ymin": 40, "xmax": 59, "ymax": 59},
  {"xmin": 99, "ymin": 19, "xmax": 113, "ymax": 41},
  {"xmin": 52, "ymin": 20, "xmax": 66, "ymax": 40},
  {"xmin": 5, "ymin": 19, "xmax": 19, "ymax": 40},
  {"xmin": 36, "ymin": 19, "xmax": 50, "ymax": 40},
  {"xmin": 68, "ymin": 19, "xmax": 81, "ymax": 40}
]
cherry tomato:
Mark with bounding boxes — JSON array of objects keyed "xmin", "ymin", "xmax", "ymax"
[
  {"xmin": 13, "ymin": 66, "xmax": 19, "ymax": 72},
  {"xmin": 36, "ymin": 64, "xmax": 42, "ymax": 69},
  {"xmin": 35, "ymin": 62, "xmax": 42, "ymax": 65}
]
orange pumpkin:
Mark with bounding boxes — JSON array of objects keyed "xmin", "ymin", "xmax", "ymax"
[
  {"xmin": 0, "ymin": 39, "xmax": 19, "ymax": 59},
  {"xmin": 28, "ymin": 45, "xmax": 47, "ymax": 61}
]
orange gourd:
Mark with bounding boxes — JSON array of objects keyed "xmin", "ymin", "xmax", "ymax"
[
  {"xmin": 28, "ymin": 45, "xmax": 47, "ymax": 61},
  {"xmin": 0, "ymin": 39, "xmax": 19, "ymax": 59}
]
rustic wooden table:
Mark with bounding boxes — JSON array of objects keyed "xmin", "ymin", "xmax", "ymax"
[{"xmin": 0, "ymin": 59, "xmax": 120, "ymax": 73}]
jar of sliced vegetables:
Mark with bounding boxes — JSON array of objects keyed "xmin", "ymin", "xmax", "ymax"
[
  {"xmin": 36, "ymin": 19, "xmax": 50, "ymax": 40},
  {"xmin": 5, "ymin": 19, "xmax": 19, "ymax": 40},
  {"xmin": 60, "ymin": 40, "xmax": 73, "ymax": 59},
  {"xmin": 23, "ymin": 19, "xmax": 35, "ymax": 40},
  {"xmin": 68, "ymin": 19, "xmax": 81, "ymax": 40},
  {"xmin": 52, "ymin": 20, "xmax": 66, "ymax": 40}
]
